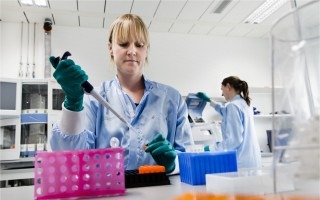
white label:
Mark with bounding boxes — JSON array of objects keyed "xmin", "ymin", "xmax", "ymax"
[
  {"xmin": 27, "ymin": 144, "xmax": 35, "ymax": 151},
  {"xmin": 20, "ymin": 144, "xmax": 27, "ymax": 152},
  {"xmin": 37, "ymin": 143, "xmax": 45, "ymax": 151}
]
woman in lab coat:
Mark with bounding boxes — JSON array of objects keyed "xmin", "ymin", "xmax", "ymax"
[
  {"xmin": 49, "ymin": 13, "xmax": 193, "ymax": 173},
  {"xmin": 197, "ymin": 76, "xmax": 261, "ymax": 169}
]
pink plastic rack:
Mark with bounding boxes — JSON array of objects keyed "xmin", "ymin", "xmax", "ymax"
[{"xmin": 34, "ymin": 148, "xmax": 125, "ymax": 199}]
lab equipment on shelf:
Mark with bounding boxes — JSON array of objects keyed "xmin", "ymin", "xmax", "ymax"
[
  {"xmin": 0, "ymin": 118, "xmax": 21, "ymax": 160},
  {"xmin": 253, "ymin": 107, "xmax": 261, "ymax": 115},
  {"xmin": 20, "ymin": 81, "xmax": 49, "ymax": 157},
  {"xmin": 271, "ymin": 0, "xmax": 319, "ymax": 195},
  {"xmin": 21, "ymin": 81, "xmax": 48, "ymax": 114},
  {"xmin": 185, "ymin": 93, "xmax": 221, "ymax": 148},
  {"xmin": 0, "ymin": 78, "xmax": 22, "ymax": 160},
  {"xmin": 0, "ymin": 78, "xmax": 22, "ymax": 120}
]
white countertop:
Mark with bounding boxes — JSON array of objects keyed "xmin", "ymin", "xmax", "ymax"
[
  {"xmin": 1, "ymin": 174, "xmax": 319, "ymax": 200},
  {"xmin": 1, "ymin": 157, "xmax": 319, "ymax": 200},
  {"xmin": 0, "ymin": 175, "xmax": 206, "ymax": 200}
]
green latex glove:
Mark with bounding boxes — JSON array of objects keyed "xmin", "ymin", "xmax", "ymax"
[
  {"xmin": 50, "ymin": 56, "xmax": 88, "ymax": 111},
  {"xmin": 145, "ymin": 133, "xmax": 176, "ymax": 173},
  {"xmin": 204, "ymin": 144, "xmax": 215, "ymax": 152},
  {"xmin": 196, "ymin": 92, "xmax": 211, "ymax": 102}
]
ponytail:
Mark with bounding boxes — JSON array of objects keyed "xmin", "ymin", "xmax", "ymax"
[
  {"xmin": 221, "ymin": 76, "xmax": 251, "ymax": 106},
  {"xmin": 240, "ymin": 80, "xmax": 250, "ymax": 106}
]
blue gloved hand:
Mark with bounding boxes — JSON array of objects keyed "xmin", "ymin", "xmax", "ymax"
[
  {"xmin": 50, "ymin": 55, "xmax": 88, "ymax": 111},
  {"xmin": 196, "ymin": 92, "xmax": 211, "ymax": 102},
  {"xmin": 145, "ymin": 133, "xmax": 176, "ymax": 173}
]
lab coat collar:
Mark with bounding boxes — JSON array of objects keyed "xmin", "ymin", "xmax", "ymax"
[
  {"xmin": 231, "ymin": 94, "xmax": 241, "ymax": 102},
  {"xmin": 143, "ymin": 76, "xmax": 154, "ymax": 91},
  {"xmin": 114, "ymin": 74, "xmax": 154, "ymax": 91}
]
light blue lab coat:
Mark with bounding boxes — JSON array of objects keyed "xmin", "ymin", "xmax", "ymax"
[
  {"xmin": 50, "ymin": 76, "xmax": 193, "ymax": 170},
  {"xmin": 213, "ymin": 95, "xmax": 261, "ymax": 169}
]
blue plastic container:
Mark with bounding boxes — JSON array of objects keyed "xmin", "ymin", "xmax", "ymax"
[{"xmin": 178, "ymin": 151, "xmax": 238, "ymax": 185}]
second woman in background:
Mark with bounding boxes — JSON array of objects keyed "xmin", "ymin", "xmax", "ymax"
[{"xmin": 197, "ymin": 76, "xmax": 261, "ymax": 169}]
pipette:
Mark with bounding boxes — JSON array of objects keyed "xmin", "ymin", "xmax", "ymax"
[
  {"xmin": 55, "ymin": 51, "xmax": 135, "ymax": 130},
  {"xmin": 82, "ymin": 81, "xmax": 134, "ymax": 129}
]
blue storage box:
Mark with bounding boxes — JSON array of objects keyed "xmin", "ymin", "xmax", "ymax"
[{"xmin": 178, "ymin": 151, "xmax": 238, "ymax": 185}]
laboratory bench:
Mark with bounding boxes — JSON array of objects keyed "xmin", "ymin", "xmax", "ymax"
[
  {"xmin": 0, "ymin": 175, "xmax": 205, "ymax": 200},
  {"xmin": 1, "ymin": 174, "xmax": 319, "ymax": 200},
  {"xmin": 1, "ymin": 156, "xmax": 319, "ymax": 200}
]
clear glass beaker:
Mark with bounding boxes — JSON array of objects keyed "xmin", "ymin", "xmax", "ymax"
[{"xmin": 271, "ymin": 0, "xmax": 319, "ymax": 195}]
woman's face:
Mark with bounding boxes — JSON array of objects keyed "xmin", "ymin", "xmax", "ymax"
[
  {"xmin": 109, "ymin": 37, "xmax": 148, "ymax": 76},
  {"xmin": 221, "ymin": 84, "xmax": 231, "ymax": 101}
]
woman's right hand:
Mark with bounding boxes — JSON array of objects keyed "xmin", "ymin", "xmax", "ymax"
[
  {"xmin": 196, "ymin": 92, "xmax": 211, "ymax": 102},
  {"xmin": 50, "ymin": 56, "xmax": 88, "ymax": 111}
]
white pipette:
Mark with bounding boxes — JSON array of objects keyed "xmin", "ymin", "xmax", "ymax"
[{"xmin": 84, "ymin": 84, "xmax": 134, "ymax": 129}]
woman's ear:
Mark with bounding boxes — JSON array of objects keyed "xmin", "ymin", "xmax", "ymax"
[
  {"xmin": 226, "ymin": 83, "xmax": 231, "ymax": 90},
  {"xmin": 108, "ymin": 43, "xmax": 113, "ymax": 56}
]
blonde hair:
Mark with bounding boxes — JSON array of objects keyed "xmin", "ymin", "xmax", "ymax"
[{"xmin": 108, "ymin": 14, "xmax": 150, "ymax": 64}]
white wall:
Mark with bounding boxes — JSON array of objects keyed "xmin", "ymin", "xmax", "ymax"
[
  {"xmin": 0, "ymin": 21, "xmax": 272, "ymax": 151},
  {"xmin": 1, "ymin": 21, "xmax": 271, "ymax": 90},
  {"xmin": 148, "ymin": 33, "xmax": 271, "ymax": 96},
  {"xmin": 1, "ymin": 21, "xmax": 271, "ymax": 113}
]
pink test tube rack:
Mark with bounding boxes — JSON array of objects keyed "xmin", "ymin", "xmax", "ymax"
[{"xmin": 34, "ymin": 148, "xmax": 125, "ymax": 199}]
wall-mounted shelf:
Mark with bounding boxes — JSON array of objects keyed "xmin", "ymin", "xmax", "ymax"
[
  {"xmin": 254, "ymin": 115, "xmax": 272, "ymax": 118},
  {"xmin": 254, "ymin": 114, "xmax": 293, "ymax": 118},
  {"xmin": 249, "ymin": 86, "xmax": 290, "ymax": 154},
  {"xmin": 250, "ymin": 86, "xmax": 284, "ymax": 94}
]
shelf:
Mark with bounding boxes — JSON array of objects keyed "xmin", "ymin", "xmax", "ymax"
[
  {"xmin": 250, "ymin": 87, "xmax": 284, "ymax": 94},
  {"xmin": 0, "ymin": 168, "xmax": 34, "ymax": 181},
  {"xmin": 1, "ymin": 157, "xmax": 35, "ymax": 172},
  {"xmin": 254, "ymin": 114, "xmax": 272, "ymax": 118},
  {"xmin": 261, "ymin": 152, "xmax": 273, "ymax": 157},
  {"xmin": 1, "ymin": 157, "xmax": 35, "ymax": 163},
  {"xmin": 254, "ymin": 114, "xmax": 292, "ymax": 118}
]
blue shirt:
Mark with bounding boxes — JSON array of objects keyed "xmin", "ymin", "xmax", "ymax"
[
  {"xmin": 50, "ymin": 76, "xmax": 193, "ymax": 170},
  {"xmin": 213, "ymin": 95, "xmax": 261, "ymax": 169}
]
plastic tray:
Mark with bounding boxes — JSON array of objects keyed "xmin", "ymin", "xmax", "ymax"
[
  {"xmin": 125, "ymin": 169, "xmax": 170, "ymax": 188},
  {"xmin": 34, "ymin": 148, "xmax": 125, "ymax": 199},
  {"xmin": 178, "ymin": 151, "xmax": 238, "ymax": 185},
  {"xmin": 206, "ymin": 167, "xmax": 295, "ymax": 195},
  {"xmin": 206, "ymin": 170, "xmax": 273, "ymax": 195}
]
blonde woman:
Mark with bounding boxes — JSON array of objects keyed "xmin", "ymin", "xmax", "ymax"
[{"xmin": 50, "ymin": 14, "xmax": 193, "ymax": 173}]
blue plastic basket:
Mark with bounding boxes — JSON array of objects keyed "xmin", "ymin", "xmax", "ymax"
[{"xmin": 178, "ymin": 151, "xmax": 238, "ymax": 185}]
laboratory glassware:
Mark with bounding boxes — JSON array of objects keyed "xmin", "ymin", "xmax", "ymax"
[{"xmin": 270, "ymin": 0, "xmax": 319, "ymax": 195}]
